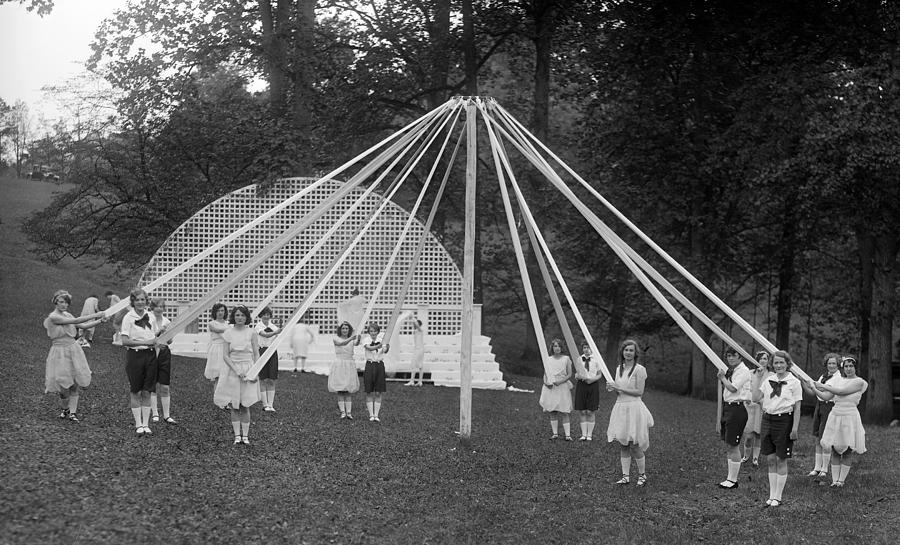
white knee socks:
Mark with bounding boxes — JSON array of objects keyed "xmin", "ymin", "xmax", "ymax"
[
  {"xmin": 727, "ymin": 460, "xmax": 741, "ymax": 482},
  {"xmin": 838, "ymin": 464, "xmax": 851, "ymax": 483},
  {"xmin": 586, "ymin": 421, "xmax": 595, "ymax": 438},
  {"xmin": 620, "ymin": 456, "xmax": 632, "ymax": 476},
  {"xmin": 132, "ymin": 407, "xmax": 142, "ymax": 428},
  {"xmin": 773, "ymin": 474, "xmax": 787, "ymax": 501},
  {"xmin": 160, "ymin": 395, "xmax": 171, "ymax": 418},
  {"xmin": 635, "ymin": 456, "xmax": 646, "ymax": 475},
  {"xmin": 67, "ymin": 394, "xmax": 79, "ymax": 415},
  {"xmin": 150, "ymin": 393, "xmax": 159, "ymax": 416}
]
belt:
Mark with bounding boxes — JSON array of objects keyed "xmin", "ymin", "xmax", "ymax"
[
  {"xmin": 127, "ymin": 347, "xmax": 151, "ymax": 352},
  {"xmin": 366, "ymin": 360, "xmax": 383, "ymax": 364},
  {"xmin": 819, "ymin": 400, "xmax": 834, "ymax": 405},
  {"xmin": 766, "ymin": 411, "xmax": 793, "ymax": 417},
  {"xmin": 725, "ymin": 401, "xmax": 748, "ymax": 405}
]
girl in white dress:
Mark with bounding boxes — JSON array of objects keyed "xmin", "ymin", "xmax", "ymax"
[
  {"xmin": 213, "ymin": 305, "xmax": 261, "ymax": 444},
  {"xmin": 44, "ymin": 290, "xmax": 105, "ymax": 422},
  {"xmin": 291, "ymin": 314, "xmax": 315, "ymax": 372},
  {"xmin": 802, "ymin": 352, "xmax": 841, "ymax": 477},
  {"xmin": 205, "ymin": 304, "xmax": 229, "ymax": 381},
  {"xmin": 405, "ymin": 319, "xmax": 425, "ymax": 386},
  {"xmin": 329, "ymin": 321, "xmax": 361, "ymax": 418},
  {"xmin": 812, "ymin": 356, "xmax": 868, "ymax": 487},
  {"xmin": 539, "ymin": 338, "xmax": 574, "ymax": 441},
  {"xmin": 606, "ymin": 339, "xmax": 654, "ymax": 486}
]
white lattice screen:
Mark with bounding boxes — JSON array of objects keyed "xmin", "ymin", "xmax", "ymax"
[{"xmin": 139, "ymin": 177, "xmax": 463, "ymax": 335}]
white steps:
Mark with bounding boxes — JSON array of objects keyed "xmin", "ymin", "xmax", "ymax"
[{"xmin": 171, "ymin": 333, "xmax": 506, "ymax": 390}]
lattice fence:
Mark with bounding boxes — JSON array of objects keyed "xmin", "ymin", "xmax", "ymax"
[{"xmin": 139, "ymin": 178, "xmax": 463, "ymax": 335}]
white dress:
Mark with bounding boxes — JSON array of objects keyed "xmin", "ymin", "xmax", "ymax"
[
  {"xmin": 606, "ymin": 364, "xmax": 654, "ymax": 451},
  {"xmin": 820, "ymin": 377, "xmax": 867, "ymax": 455},
  {"xmin": 213, "ymin": 326, "xmax": 261, "ymax": 409},
  {"xmin": 290, "ymin": 323, "xmax": 315, "ymax": 358},
  {"xmin": 328, "ymin": 338, "xmax": 360, "ymax": 393},
  {"xmin": 43, "ymin": 311, "xmax": 92, "ymax": 392},
  {"xmin": 538, "ymin": 355, "xmax": 573, "ymax": 413},
  {"xmin": 204, "ymin": 320, "xmax": 230, "ymax": 380}
]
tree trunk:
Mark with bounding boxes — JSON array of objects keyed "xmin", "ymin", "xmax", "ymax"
[
  {"xmin": 462, "ymin": 0, "xmax": 478, "ymax": 96},
  {"xmin": 865, "ymin": 233, "xmax": 898, "ymax": 424},
  {"xmin": 292, "ymin": 0, "xmax": 317, "ymax": 129},
  {"xmin": 688, "ymin": 196, "xmax": 710, "ymax": 398},
  {"xmin": 605, "ymin": 281, "xmax": 625, "ymax": 369},
  {"xmin": 427, "ymin": 0, "xmax": 451, "ymax": 109},
  {"xmin": 775, "ymin": 195, "xmax": 798, "ymax": 349},
  {"xmin": 258, "ymin": 0, "xmax": 289, "ymax": 116},
  {"xmin": 519, "ymin": 0, "xmax": 558, "ymax": 368},
  {"xmin": 857, "ymin": 228, "xmax": 874, "ymax": 366}
]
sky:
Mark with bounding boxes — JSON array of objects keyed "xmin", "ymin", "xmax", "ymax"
[{"xmin": 0, "ymin": 0, "xmax": 125, "ymax": 118}]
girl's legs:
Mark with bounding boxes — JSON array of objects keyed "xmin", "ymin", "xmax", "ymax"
[
  {"xmin": 579, "ymin": 410, "xmax": 588, "ymax": 439},
  {"xmin": 240, "ymin": 406, "xmax": 251, "ymax": 443},
  {"xmin": 150, "ymin": 391, "xmax": 159, "ymax": 421},
  {"xmin": 560, "ymin": 413, "xmax": 572, "ymax": 440},
  {"xmin": 157, "ymin": 384, "xmax": 172, "ymax": 420},
  {"xmin": 585, "ymin": 411, "xmax": 596, "ymax": 440},
  {"xmin": 631, "ymin": 443, "xmax": 647, "ymax": 484},
  {"xmin": 230, "ymin": 407, "xmax": 241, "ymax": 443},
  {"xmin": 344, "ymin": 394, "xmax": 353, "ymax": 418},
  {"xmin": 548, "ymin": 411, "xmax": 559, "ymax": 438},
  {"xmin": 260, "ymin": 380, "xmax": 268, "ymax": 408},
  {"xmin": 831, "ymin": 448, "xmax": 854, "ymax": 485},
  {"xmin": 337, "ymin": 393, "xmax": 346, "ymax": 417},
  {"xmin": 772, "ymin": 456, "xmax": 789, "ymax": 502},
  {"xmin": 617, "ymin": 443, "xmax": 632, "ymax": 483},
  {"xmin": 129, "ymin": 391, "xmax": 143, "ymax": 431},
  {"xmin": 811, "ymin": 442, "xmax": 827, "ymax": 476},
  {"xmin": 140, "ymin": 390, "xmax": 152, "ymax": 433},
  {"xmin": 766, "ymin": 453, "xmax": 778, "ymax": 502},
  {"xmin": 366, "ymin": 393, "xmax": 375, "ymax": 419},
  {"xmin": 750, "ymin": 433, "xmax": 761, "ymax": 464},
  {"xmin": 57, "ymin": 387, "xmax": 71, "ymax": 417},
  {"xmin": 722, "ymin": 441, "xmax": 742, "ymax": 487},
  {"xmin": 299, "ymin": 356, "xmax": 307, "ymax": 372},
  {"xmin": 373, "ymin": 392, "xmax": 383, "ymax": 420}
]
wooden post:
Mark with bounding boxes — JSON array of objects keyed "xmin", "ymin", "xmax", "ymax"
[{"xmin": 459, "ymin": 99, "xmax": 477, "ymax": 447}]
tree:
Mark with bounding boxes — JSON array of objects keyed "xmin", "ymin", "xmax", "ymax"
[
  {"xmin": 0, "ymin": 0, "xmax": 53, "ymax": 15},
  {"xmin": 24, "ymin": 69, "xmax": 299, "ymax": 269},
  {"xmin": 8, "ymin": 100, "xmax": 32, "ymax": 177}
]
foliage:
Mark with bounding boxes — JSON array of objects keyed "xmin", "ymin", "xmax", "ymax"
[
  {"xmin": 0, "ymin": 0, "xmax": 53, "ymax": 15},
  {"xmin": 22, "ymin": 69, "xmax": 310, "ymax": 270}
]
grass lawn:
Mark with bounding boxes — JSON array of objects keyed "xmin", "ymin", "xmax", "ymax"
[{"xmin": 1, "ymin": 174, "xmax": 899, "ymax": 544}]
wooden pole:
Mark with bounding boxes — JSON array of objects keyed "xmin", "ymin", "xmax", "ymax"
[{"xmin": 459, "ymin": 100, "xmax": 477, "ymax": 447}]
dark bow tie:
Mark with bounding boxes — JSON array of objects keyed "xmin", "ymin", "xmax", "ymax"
[
  {"xmin": 769, "ymin": 379, "xmax": 787, "ymax": 397},
  {"xmin": 822, "ymin": 373, "xmax": 833, "ymax": 384},
  {"xmin": 134, "ymin": 314, "xmax": 151, "ymax": 329},
  {"xmin": 582, "ymin": 356, "xmax": 590, "ymax": 370},
  {"xmin": 264, "ymin": 326, "xmax": 274, "ymax": 333},
  {"xmin": 725, "ymin": 366, "xmax": 735, "ymax": 380}
]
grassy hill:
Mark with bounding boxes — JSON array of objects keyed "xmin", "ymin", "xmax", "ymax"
[{"xmin": 1, "ymin": 174, "xmax": 899, "ymax": 544}]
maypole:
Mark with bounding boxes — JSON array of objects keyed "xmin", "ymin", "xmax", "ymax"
[{"xmin": 459, "ymin": 99, "xmax": 477, "ymax": 446}]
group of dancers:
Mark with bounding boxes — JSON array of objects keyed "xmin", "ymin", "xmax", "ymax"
[
  {"xmin": 540, "ymin": 340, "xmax": 868, "ymax": 506},
  {"xmin": 43, "ymin": 288, "xmax": 427, "ymax": 444},
  {"xmin": 44, "ymin": 287, "xmax": 868, "ymax": 504}
]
